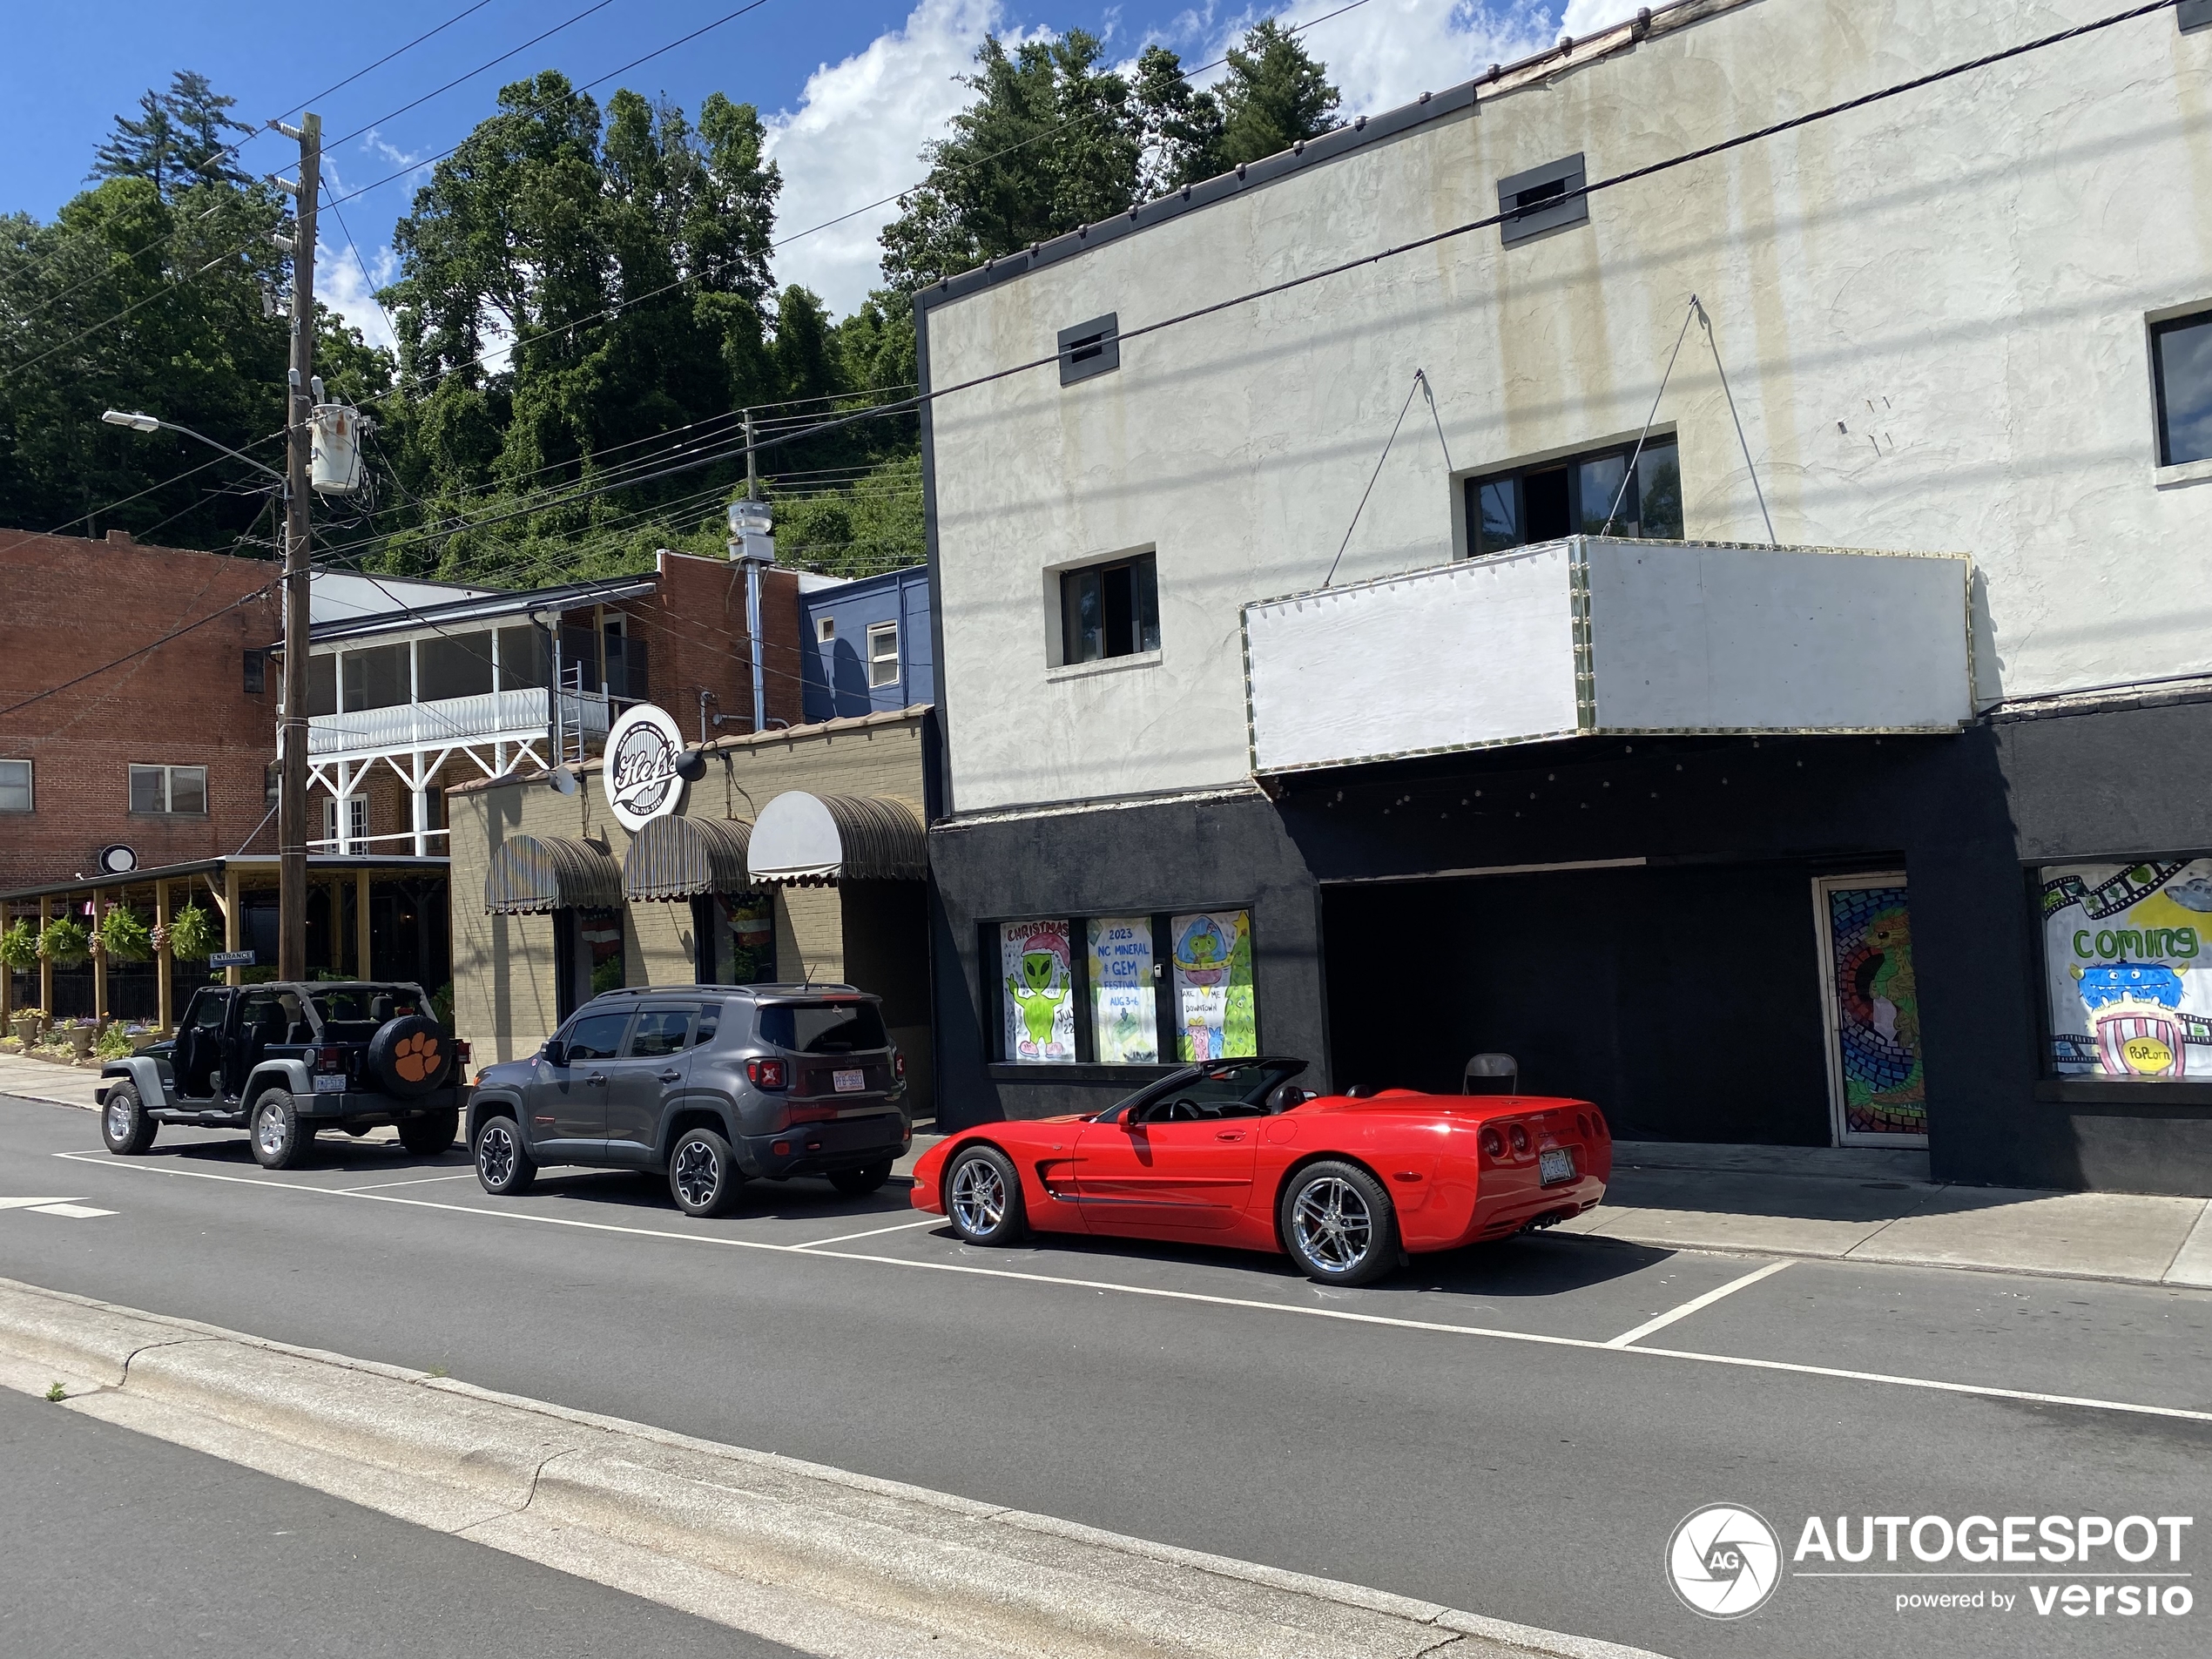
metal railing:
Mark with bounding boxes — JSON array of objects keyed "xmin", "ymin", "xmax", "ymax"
[{"xmin": 305, "ymin": 686, "xmax": 615, "ymax": 758}]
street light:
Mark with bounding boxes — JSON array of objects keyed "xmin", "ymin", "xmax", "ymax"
[
  {"xmin": 102, "ymin": 403, "xmax": 304, "ymax": 982},
  {"xmin": 102, "ymin": 410, "xmax": 287, "ymax": 483}
]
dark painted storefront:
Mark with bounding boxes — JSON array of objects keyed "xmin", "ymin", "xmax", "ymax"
[{"xmin": 927, "ymin": 692, "xmax": 2212, "ymax": 1197}]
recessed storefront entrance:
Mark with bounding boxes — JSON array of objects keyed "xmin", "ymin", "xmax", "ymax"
[{"xmin": 1322, "ymin": 860, "xmax": 1919, "ymax": 1148}]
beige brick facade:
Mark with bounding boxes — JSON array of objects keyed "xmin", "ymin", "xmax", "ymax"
[{"xmin": 448, "ymin": 707, "xmax": 934, "ymax": 1114}]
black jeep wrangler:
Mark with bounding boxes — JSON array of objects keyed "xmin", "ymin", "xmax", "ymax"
[{"xmin": 95, "ymin": 981, "xmax": 471, "ymax": 1170}]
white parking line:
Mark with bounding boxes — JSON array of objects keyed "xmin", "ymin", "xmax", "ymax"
[
  {"xmin": 341, "ymin": 1170, "xmax": 481, "ymax": 1192},
  {"xmin": 51, "ymin": 1150, "xmax": 2212, "ymax": 1426},
  {"xmin": 791, "ymin": 1217, "xmax": 941, "ymax": 1250},
  {"xmin": 27, "ymin": 1202, "xmax": 116, "ymax": 1218},
  {"xmin": 1603, "ymin": 1259, "xmax": 1791, "ymax": 1348}
]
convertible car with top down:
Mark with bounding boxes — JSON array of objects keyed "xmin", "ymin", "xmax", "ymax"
[{"xmin": 909, "ymin": 1057, "xmax": 1610, "ymax": 1285}]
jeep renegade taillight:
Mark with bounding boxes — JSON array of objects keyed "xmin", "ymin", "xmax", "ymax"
[
  {"xmin": 747, "ymin": 1058, "xmax": 786, "ymax": 1089},
  {"xmin": 317, "ymin": 1046, "xmax": 344, "ymax": 1074},
  {"xmin": 894, "ymin": 1051, "xmax": 906, "ymax": 1079}
]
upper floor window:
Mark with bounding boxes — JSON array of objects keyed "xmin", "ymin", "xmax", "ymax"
[
  {"xmin": 0, "ymin": 759, "xmax": 30, "ymax": 813},
  {"xmin": 867, "ymin": 621, "xmax": 900, "ymax": 688},
  {"xmin": 1467, "ymin": 436, "xmax": 1683, "ymax": 556},
  {"xmin": 816, "ymin": 616, "xmax": 836, "ymax": 644},
  {"xmin": 131, "ymin": 764, "xmax": 207, "ymax": 815},
  {"xmin": 1061, "ymin": 553, "xmax": 1159, "ymax": 665},
  {"xmin": 2152, "ymin": 308, "xmax": 2212, "ymax": 467},
  {"xmin": 242, "ymin": 650, "xmax": 266, "ymax": 694}
]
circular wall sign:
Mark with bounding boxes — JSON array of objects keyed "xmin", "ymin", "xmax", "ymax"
[
  {"xmin": 602, "ymin": 704, "xmax": 690, "ymax": 832},
  {"xmin": 98, "ymin": 844, "xmax": 138, "ymax": 874}
]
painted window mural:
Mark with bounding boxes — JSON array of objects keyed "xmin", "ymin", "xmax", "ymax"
[
  {"xmin": 1816, "ymin": 879, "xmax": 1925, "ymax": 1143},
  {"xmin": 1001, "ymin": 920, "xmax": 1076, "ymax": 1063},
  {"xmin": 1171, "ymin": 910, "xmax": 1256, "ymax": 1062},
  {"xmin": 2041, "ymin": 859, "xmax": 2212, "ymax": 1080},
  {"xmin": 1087, "ymin": 917, "xmax": 1158, "ymax": 1063}
]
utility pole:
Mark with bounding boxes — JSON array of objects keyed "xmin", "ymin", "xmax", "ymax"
[
  {"xmin": 273, "ymin": 115, "xmax": 320, "ymax": 982},
  {"xmin": 728, "ymin": 409, "xmax": 774, "ymax": 733}
]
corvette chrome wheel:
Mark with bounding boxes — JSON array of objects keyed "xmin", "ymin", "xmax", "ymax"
[
  {"xmin": 950, "ymin": 1157, "xmax": 1006, "ymax": 1233},
  {"xmin": 672, "ymin": 1138, "xmax": 721, "ymax": 1208},
  {"xmin": 1279, "ymin": 1160, "xmax": 1399, "ymax": 1286},
  {"xmin": 1291, "ymin": 1176, "xmax": 1373, "ymax": 1271},
  {"xmin": 944, "ymin": 1146, "xmax": 1026, "ymax": 1246}
]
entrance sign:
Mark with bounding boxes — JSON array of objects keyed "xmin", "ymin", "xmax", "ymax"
[
  {"xmin": 2041, "ymin": 858, "xmax": 2212, "ymax": 1080},
  {"xmin": 603, "ymin": 704, "xmax": 689, "ymax": 833},
  {"xmin": 1813, "ymin": 875, "xmax": 1926, "ymax": 1145},
  {"xmin": 209, "ymin": 949, "xmax": 257, "ymax": 968}
]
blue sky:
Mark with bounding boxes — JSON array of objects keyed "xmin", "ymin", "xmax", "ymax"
[{"xmin": 1, "ymin": 0, "xmax": 1610, "ymax": 334}]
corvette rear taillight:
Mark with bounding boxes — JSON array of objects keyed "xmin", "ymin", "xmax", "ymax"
[
  {"xmin": 1508, "ymin": 1123, "xmax": 1531, "ymax": 1156},
  {"xmin": 1588, "ymin": 1112, "xmax": 1608, "ymax": 1140},
  {"xmin": 1576, "ymin": 1112, "xmax": 1591, "ymax": 1138},
  {"xmin": 1480, "ymin": 1127, "xmax": 1505, "ymax": 1160},
  {"xmin": 747, "ymin": 1058, "xmax": 786, "ymax": 1089}
]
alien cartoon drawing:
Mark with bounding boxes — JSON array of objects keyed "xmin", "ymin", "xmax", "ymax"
[{"xmin": 1005, "ymin": 928, "xmax": 1070, "ymax": 1059}]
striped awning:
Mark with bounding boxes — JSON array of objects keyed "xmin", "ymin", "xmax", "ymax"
[
  {"xmin": 622, "ymin": 815, "xmax": 753, "ymax": 901},
  {"xmin": 747, "ymin": 793, "xmax": 927, "ymax": 886},
  {"xmin": 483, "ymin": 834, "xmax": 622, "ymax": 914}
]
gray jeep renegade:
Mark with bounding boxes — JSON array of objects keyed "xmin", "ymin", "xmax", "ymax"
[{"xmin": 467, "ymin": 983, "xmax": 911, "ymax": 1217}]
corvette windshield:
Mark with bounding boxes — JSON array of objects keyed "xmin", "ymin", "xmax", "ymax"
[{"xmin": 1096, "ymin": 1058, "xmax": 1306, "ymax": 1121}]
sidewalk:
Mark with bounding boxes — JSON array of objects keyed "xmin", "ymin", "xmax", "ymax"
[
  {"xmin": 1559, "ymin": 1141, "xmax": 2212, "ymax": 1291},
  {"xmin": 0, "ymin": 1053, "xmax": 105, "ymax": 1112}
]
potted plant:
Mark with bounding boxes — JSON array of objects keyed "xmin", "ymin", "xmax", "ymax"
[
  {"xmin": 0, "ymin": 918, "xmax": 37, "ymax": 975},
  {"xmin": 64, "ymin": 1019, "xmax": 98, "ymax": 1060},
  {"xmin": 98, "ymin": 906, "xmax": 152, "ymax": 963},
  {"xmin": 166, "ymin": 901, "xmax": 215, "ymax": 961},
  {"xmin": 37, "ymin": 916, "xmax": 91, "ymax": 969}
]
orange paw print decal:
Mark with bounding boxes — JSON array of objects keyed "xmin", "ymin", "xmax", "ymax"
[{"xmin": 395, "ymin": 1032, "xmax": 442, "ymax": 1082}]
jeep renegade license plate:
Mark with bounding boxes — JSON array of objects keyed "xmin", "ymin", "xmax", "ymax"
[
  {"xmin": 1538, "ymin": 1147, "xmax": 1575, "ymax": 1185},
  {"xmin": 833, "ymin": 1069, "xmax": 866, "ymax": 1094}
]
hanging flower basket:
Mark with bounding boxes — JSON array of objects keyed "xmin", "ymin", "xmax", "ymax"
[
  {"xmin": 37, "ymin": 917, "xmax": 91, "ymax": 969},
  {"xmin": 98, "ymin": 905, "xmax": 152, "ymax": 963},
  {"xmin": 166, "ymin": 902, "xmax": 215, "ymax": 961},
  {"xmin": 0, "ymin": 919, "xmax": 37, "ymax": 974}
]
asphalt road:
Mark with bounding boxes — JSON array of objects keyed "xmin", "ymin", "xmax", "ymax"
[
  {"xmin": 0, "ymin": 1382, "xmax": 802, "ymax": 1658},
  {"xmin": 3, "ymin": 1092, "xmax": 2208, "ymax": 1659}
]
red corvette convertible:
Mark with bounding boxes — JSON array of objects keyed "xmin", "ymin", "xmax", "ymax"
[{"xmin": 910, "ymin": 1057, "xmax": 1610, "ymax": 1285}]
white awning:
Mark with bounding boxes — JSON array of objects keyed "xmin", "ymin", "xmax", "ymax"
[{"xmin": 745, "ymin": 792, "xmax": 927, "ymax": 886}]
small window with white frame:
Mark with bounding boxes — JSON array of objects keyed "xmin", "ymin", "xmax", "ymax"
[
  {"xmin": 2151, "ymin": 307, "xmax": 2212, "ymax": 467},
  {"xmin": 867, "ymin": 621, "xmax": 900, "ymax": 688},
  {"xmin": 130, "ymin": 764, "xmax": 206, "ymax": 815},
  {"xmin": 816, "ymin": 616, "xmax": 836, "ymax": 644},
  {"xmin": 321, "ymin": 796, "xmax": 369, "ymax": 849},
  {"xmin": 0, "ymin": 759, "xmax": 30, "ymax": 813}
]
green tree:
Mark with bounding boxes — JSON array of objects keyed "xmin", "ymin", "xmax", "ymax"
[
  {"xmin": 91, "ymin": 71, "xmax": 256, "ymax": 199},
  {"xmin": 1216, "ymin": 20, "xmax": 1340, "ymax": 167}
]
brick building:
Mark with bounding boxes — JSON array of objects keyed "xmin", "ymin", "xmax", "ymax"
[{"xmin": 0, "ymin": 529, "xmax": 285, "ymax": 891}]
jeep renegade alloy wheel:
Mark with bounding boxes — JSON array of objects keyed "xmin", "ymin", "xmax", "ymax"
[
  {"xmin": 1278, "ymin": 1160, "xmax": 1399, "ymax": 1287},
  {"xmin": 248, "ymin": 1089, "xmax": 314, "ymax": 1170},
  {"xmin": 669, "ymin": 1126, "xmax": 740, "ymax": 1217},
  {"xmin": 945, "ymin": 1145, "xmax": 1026, "ymax": 1246},
  {"xmin": 474, "ymin": 1116, "xmax": 536, "ymax": 1196},
  {"xmin": 100, "ymin": 1082, "xmax": 158, "ymax": 1155}
]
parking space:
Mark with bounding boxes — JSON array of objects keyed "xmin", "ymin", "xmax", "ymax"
[{"xmin": 15, "ymin": 1094, "xmax": 2212, "ymax": 1434}]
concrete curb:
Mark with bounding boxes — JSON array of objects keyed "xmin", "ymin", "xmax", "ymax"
[{"xmin": 0, "ymin": 1275, "xmax": 1666, "ymax": 1659}]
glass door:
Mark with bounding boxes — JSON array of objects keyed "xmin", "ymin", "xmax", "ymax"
[{"xmin": 1813, "ymin": 874, "xmax": 1927, "ymax": 1147}]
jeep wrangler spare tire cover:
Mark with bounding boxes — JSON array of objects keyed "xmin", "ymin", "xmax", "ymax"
[{"xmin": 366, "ymin": 1015, "xmax": 453, "ymax": 1097}]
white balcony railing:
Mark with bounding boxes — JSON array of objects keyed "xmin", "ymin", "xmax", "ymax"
[
  {"xmin": 1240, "ymin": 536, "xmax": 1973, "ymax": 775},
  {"xmin": 305, "ymin": 686, "xmax": 613, "ymax": 759}
]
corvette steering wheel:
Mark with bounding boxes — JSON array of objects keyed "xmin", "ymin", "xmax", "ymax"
[{"xmin": 1167, "ymin": 1099, "xmax": 1203, "ymax": 1123}]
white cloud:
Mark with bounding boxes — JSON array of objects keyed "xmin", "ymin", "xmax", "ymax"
[
  {"xmin": 318, "ymin": 236, "xmax": 399, "ymax": 354},
  {"xmin": 761, "ymin": 0, "xmax": 1644, "ymax": 316},
  {"xmin": 765, "ymin": 0, "xmax": 1028, "ymax": 313}
]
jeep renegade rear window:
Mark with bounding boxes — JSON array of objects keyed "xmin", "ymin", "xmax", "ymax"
[{"xmin": 758, "ymin": 1001, "xmax": 887, "ymax": 1055}]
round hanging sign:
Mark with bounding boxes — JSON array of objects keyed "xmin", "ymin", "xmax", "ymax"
[{"xmin": 602, "ymin": 704, "xmax": 690, "ymax": 832}]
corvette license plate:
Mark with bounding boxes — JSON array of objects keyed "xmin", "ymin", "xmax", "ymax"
[
  {"xmin": 833, "ymin": 1069, "xmax": 866, "ymax": 1094},
  {"xmin": 313, "ymin": 1074, "xmax": 347, "ymax": 1095},
  {"xmin": 1538, "ymin": 1147, "xmax": 1575, "ymax": 1186}
]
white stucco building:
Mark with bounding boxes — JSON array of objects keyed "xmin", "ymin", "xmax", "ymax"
[{"xmin": 914, "ymin": 0, "xmax": 2212, "ymax": 1195}]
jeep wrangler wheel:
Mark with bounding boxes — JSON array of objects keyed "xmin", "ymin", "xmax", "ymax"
[
  {"xmin": 475, "ymin": 1115, "xmax": 536, "ymax": 1196},
  {"xmin": 248, "ymin": 1089, "xmax": 314, "ymax": 1170},
  {"xmin": 669, "ymin": 1127, "xmax": 742, "ymax": 1218},
  {"xmin": 101, "ymin": 1082, "xmax": 158, "ymax": 1156},
  {"xmin": 398, "ymin": 1106, "xmax": 458, "ymax": 1157}
]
